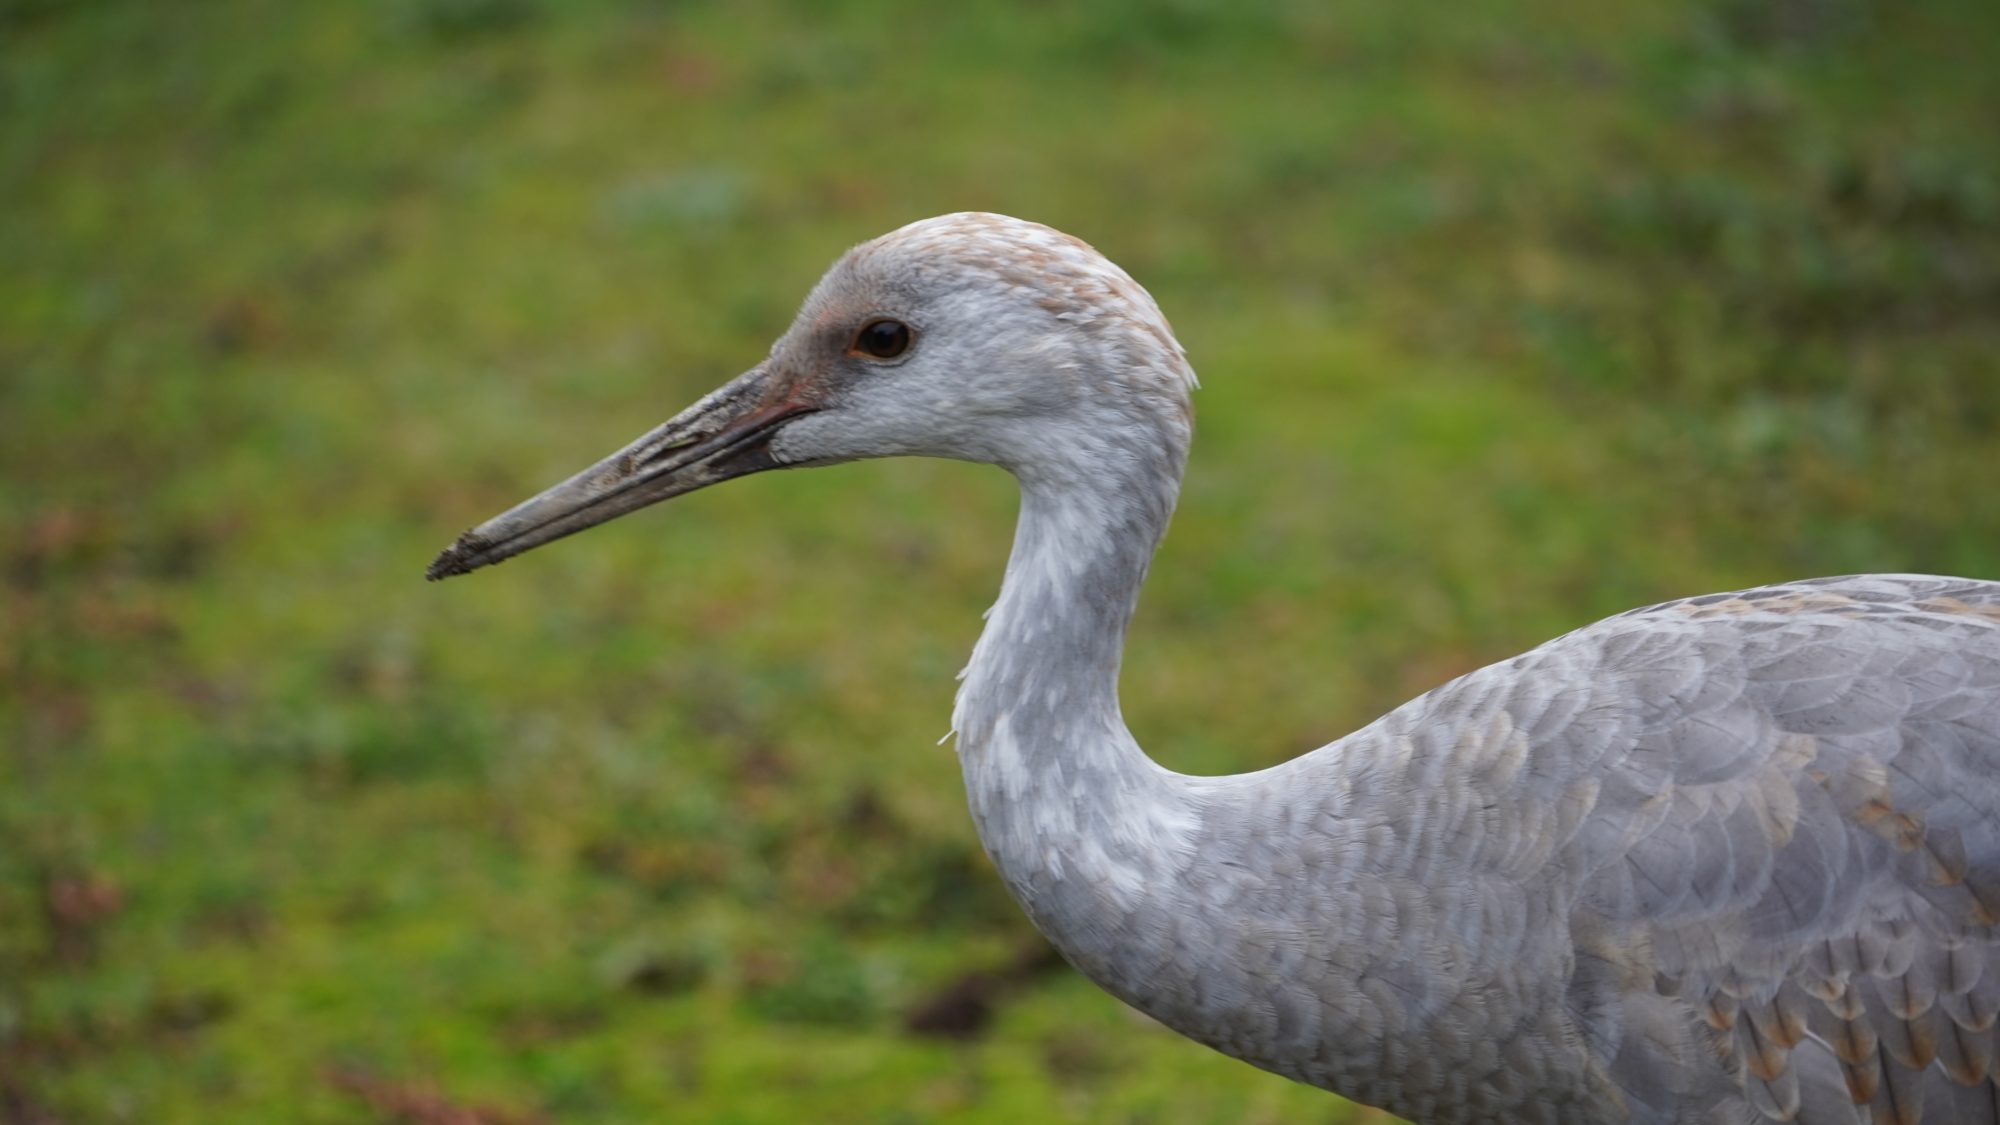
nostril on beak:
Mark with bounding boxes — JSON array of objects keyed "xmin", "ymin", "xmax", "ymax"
[{"xmin": 636, "ymin": 431, "xmax": 705, "ymax": 470}]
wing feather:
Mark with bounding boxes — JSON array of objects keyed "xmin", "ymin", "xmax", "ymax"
[{"xmin": 1532, "ymin": 577, "xmax": 2000, "ymax": 1122}]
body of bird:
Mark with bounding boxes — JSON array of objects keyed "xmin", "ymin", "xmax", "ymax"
[{"xmin": 429, "ymin": 213, "xmax": 2000, "ymax": 1124}]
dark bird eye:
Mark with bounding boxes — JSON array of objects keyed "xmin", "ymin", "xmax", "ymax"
[{"xmin": 853, "ymin": 319, "xmax": 912, "ymax": 359}]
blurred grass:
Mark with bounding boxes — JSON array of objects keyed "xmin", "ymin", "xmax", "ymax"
[{"xmin": 5, "ymin": 0, "xmax": 1999, "ymax": 1121}]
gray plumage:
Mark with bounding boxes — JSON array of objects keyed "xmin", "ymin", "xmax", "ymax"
[{"xmin": 429, "ymin": 213, "xmax": 2000, "ymax": 1124}]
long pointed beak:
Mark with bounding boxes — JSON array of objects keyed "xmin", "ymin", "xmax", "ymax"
[{"xmin": 426, "ymin": 366, "xmax": 812, "ymax": 581}]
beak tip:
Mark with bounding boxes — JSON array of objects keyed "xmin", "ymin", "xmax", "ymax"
[{"xmin": 425, "ymin": 531, "xmax": 490, "ymax": 582}]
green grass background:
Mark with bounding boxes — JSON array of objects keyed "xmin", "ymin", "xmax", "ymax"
[{"xmin": 6, "ymin": 0, "xmax": 1999, "ymax": 1121}]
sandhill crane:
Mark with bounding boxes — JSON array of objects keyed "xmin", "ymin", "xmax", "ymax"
[{"xmin": 428, "ymin": 213, "xmax": 2000, "ymax": 1124}]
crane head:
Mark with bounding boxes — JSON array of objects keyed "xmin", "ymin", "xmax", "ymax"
[{"xmin": 426, "ymin": 212, "xmax": 1194, "ymax": 581}]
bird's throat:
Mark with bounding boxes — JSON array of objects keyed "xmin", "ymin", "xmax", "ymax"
[{"xmin": 950, "ymin": 475, "xmax": 1203, "ymax": 988}]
